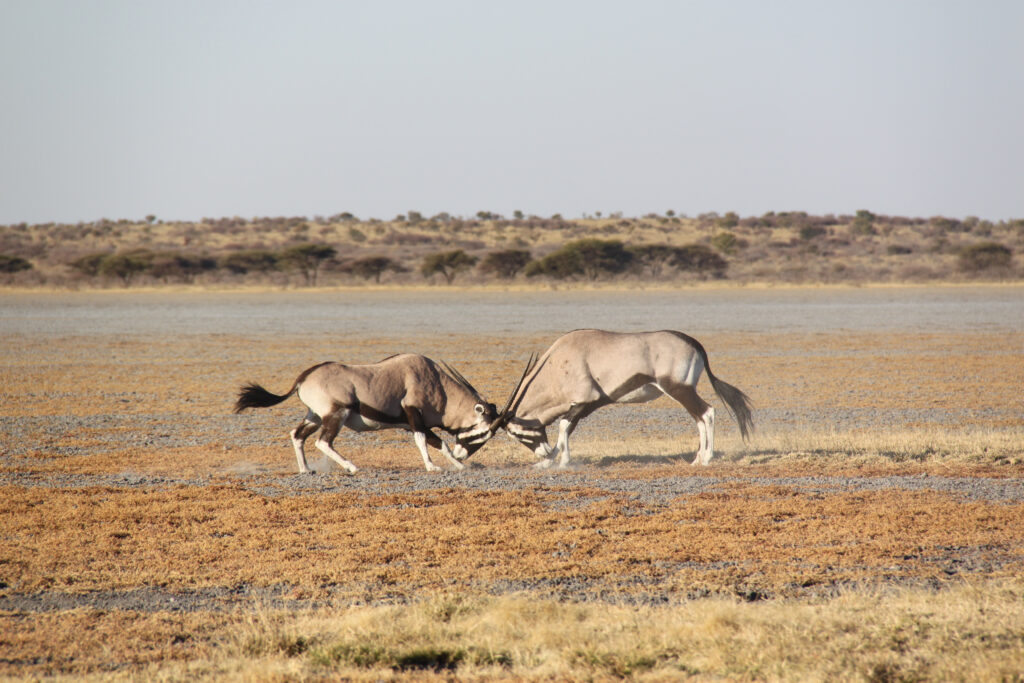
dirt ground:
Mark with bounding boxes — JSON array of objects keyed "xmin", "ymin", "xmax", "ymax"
[{"xmin": 1, "ymin": 288, "xmax": 1022, "ymax": 676}]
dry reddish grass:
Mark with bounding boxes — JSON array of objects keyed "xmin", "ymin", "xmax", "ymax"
[{"xmin": 3, "ymin": 483, "xmax": 1023, "ymax": 597}]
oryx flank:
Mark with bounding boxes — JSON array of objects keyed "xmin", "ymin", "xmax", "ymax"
[
  {"xmin": 234, "ymin": 354, "xmax": 516, "ymax": 473},
  {"xmin": 501, "ymin": 330, "xmax": 753, "ymax": 468}
]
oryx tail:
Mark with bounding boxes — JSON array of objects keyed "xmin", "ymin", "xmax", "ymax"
[
  {"xmin": 233, "ymin": 363, "xmax": 325, "ymax": 413},
  {"xmin": 234, "ymin": 383, "xmax": 292, "ymax": 411}
]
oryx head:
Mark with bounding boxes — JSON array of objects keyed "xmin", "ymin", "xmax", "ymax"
[
  {"xmin": 438, "ymin": 361, "xmax": 500, "ymax": 461},
  {"xmin": 441, "ymin": 355, "xmax": 537, "ymax": 462}
]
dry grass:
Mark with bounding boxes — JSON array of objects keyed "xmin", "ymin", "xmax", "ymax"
[{"xmin": 6, "ymin": 585, "xmax": 1024, "ymax": 680}]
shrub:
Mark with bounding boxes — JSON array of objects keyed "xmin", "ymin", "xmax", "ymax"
[
  {"xmin": 629, "ymin": 244, "xmax": 726, "ymax": 277},
  {"xmin": 68, "ymin": 252, "xmax": 111, "ymax": 277},
  {"xmin": 931, "ymin": 216, "xmax": 967, "ymax": 233},
  {"xmin": 421, "ymin": 250, "xmax": 478, "ymax": 284},
  {"xmin": 957, "ymin": 242, "xmax": 1012, "ymax": 272},
  {"xmin": 852, "ymin": 210, "xmax": 876, "ymax": 235},
  {"xmin": 716, "ymin": 212, "xmax": 739, "ymax": 229},
  {"xmin": 219, "ymin": 250, "xmax": 279, "ymax": 275},
  {"xmin": 673, "ymin": 244, "xmax": 728, "ymax": 273},
  {"xmin": 97, "ymin": 250, "xmax": 153, "ymax": 285},
  {"xmin": 148, "ymin": 253, "xmax": 217, "ymax": 283},
  {"xmin": 0, "ymin": 254, "xmax": 32, "ymax": 273},
  {"xmin": 711, "ymin": 232, "xmax": 739, "ymax": 254},
  {"xmin": 525, "ymin": 239, "xmax": 633, "ymax": 280},
  {"xmin": 799, "ymin": 226, "xmax": 827, "ymax": 241},
  {"xmin": 346, "ymin": 256, "xmax": 407, "ymax": 283},
  {"xmin": 478, "ymin": 250, "xmax": 532, "ymax": 278}
]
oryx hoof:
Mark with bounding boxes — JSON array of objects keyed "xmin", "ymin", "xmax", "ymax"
[{"xmin": 533, "ymin": 459, "xmax": 554, "ymax": 470}]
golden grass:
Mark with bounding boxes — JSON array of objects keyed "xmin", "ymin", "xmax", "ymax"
[
  {"xmin": 231, "ymin": 584, "xmax": 1024, "ymax": 681},
  {"xmin": 6, "ymin": 584, "xmax": 1024, "ymax": 680}
]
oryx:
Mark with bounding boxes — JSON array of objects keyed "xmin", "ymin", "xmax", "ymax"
[
  {"xmin": 497, "ymin": 330, "xmax": 753, "ymax": 468},
  {"xmin": 233, "ymin": 353, "xmax": 529, "ymax": 473}
]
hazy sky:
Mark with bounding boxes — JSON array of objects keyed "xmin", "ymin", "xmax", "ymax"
[{"xmin": 2, "ymin": 1, "xmax": 1022, "ymax": 224}]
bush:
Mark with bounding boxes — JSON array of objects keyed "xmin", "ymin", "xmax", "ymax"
[
  {"xmin": 478, "ymin": 250, "xmax": 531, "ymax": 278},
  {"xmin": 525, "ymin": 239, "xmax": 633, "ymax": 280},
  {"xmin": 798, "ymin": 226, "xmax": 827, "ymax": 241},
  {"xmin": 0, "ymin": 254, "xmax": 32, "ymax": 273},
  {"xmin": 219, "ymin": 250, "xmax": 280, "ymax": 275},
  {"xmin": 629, "ymin": 244, "xmax": 726, "ymax": 277},
  {"xmin": 852, "ymin": 210, "xmax": 876, "ymax": 236},
  {"xmin": 421, "ymin": 250, "xmax": 478, "ymax": 284},
  {"xmin": 68, "ymin": 252, "xmax": 111, "ymax": 277},
  {"xmin": 148, "ymin": 253, "xmax": 216, "ymax": 283},
  {"xmin": 957, "ymin": 242, "xmax": 1012, "ymax": 272},
  {"xmin": 711, "ymin": 232, "xmax": 739, "ymax": 254},
  {"xmin": 97, "ymin": 250, "xmax": 152, "ymax": 285},
  {"xmin": 346, "ymin": 256, "xmax": 406, "ymax": 283}
]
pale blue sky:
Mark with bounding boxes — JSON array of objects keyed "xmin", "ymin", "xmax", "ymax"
[{"xmin": 2, "ymin": 1, "xmax": 1022, "ymax": 224}]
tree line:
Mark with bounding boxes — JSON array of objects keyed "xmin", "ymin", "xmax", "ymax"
[{"xmin": 45, "ymin": 239, "xmax": 729, "ymax": 286}]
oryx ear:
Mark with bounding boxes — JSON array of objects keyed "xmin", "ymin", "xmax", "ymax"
[{"xmin": 475, "ymin": 403, "xmax": 486, "ymax": 415}]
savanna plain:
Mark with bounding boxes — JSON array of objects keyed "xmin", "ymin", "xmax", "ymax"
[{"xmin": 1, "ymin": 285, "xmax": 1023, "ymax": 681}]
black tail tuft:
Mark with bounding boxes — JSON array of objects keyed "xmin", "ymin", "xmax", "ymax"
[
  {"xmin": 234, "ymin": 382, "xmax": 292, "ymax": 413},
  {"xmin": 708, "ymin": 375, "xmax": 754, "ymax": 441}
]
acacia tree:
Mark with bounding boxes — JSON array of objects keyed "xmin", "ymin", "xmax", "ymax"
[
  {"xmin": 148, "ymin": 253, "xmax": 216, "ymax": 283},
  {"xmin": 348, "ymin": 256, "xmax": 407, "ymax": 283},
  {"xmin": 421, "ymin": 250, "xmax": 478, "ymax": 284},
  {"xmin": 219, "ymin": 250, "xmax": 279, "ymax": 275},
  {"xmin": 98, "ymin": 250, "xmax": 153, "ymax": 285},
  {"xmin": 478, "ymin": 249, "xmax": 531, "ymax": 279},
  {"xmin": 280, "ymin": 243, "xmax": 337, "ymax": 285}
]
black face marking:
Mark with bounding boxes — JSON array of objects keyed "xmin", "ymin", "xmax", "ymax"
[{"xmin": 506, "ymin": 419, "xmax": 549, "ymax": 449}]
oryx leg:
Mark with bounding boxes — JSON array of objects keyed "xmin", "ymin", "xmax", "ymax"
[
  {"xmin": 662, "ymin": 383, "xmax": 715, "ymax": 465},
  {"xmin": 290, "ymin": 411, "xmax": 322, "ymax": 474},
  {"xmin": 440, "ymin": 442, "xmax": 466, "ymax": 470},
  {"xmin": 411, "ymin": 431, "xmax": 443, "ymax": 472},
  {"xmin": 536, "ymin": 417, "xmax": 574, "ymax": 469},
  {"xmin": 404, "ymin": 407, "xmax": 442, "ymax": 472},
  {"xmin": 314, "ymin": 408, "xmax": 359, "ymax": 474}
]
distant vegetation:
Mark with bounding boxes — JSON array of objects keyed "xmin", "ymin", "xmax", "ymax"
[{"xmin": 0, "ymin": 210, "xmax": 1020, "ymax": 287}]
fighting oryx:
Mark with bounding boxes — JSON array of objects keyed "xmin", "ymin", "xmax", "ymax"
[
  {"xmin": 497, "ymin": 329, "xmax": 753, "ymax": 468},
  {"xmin": 234, "ymin": 354, "xmax": 529, "ymax": 473}
]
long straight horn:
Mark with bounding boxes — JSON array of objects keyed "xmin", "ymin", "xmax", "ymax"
[
  {"xmin": 492, "ymin": 352, "xmax": 538, "ymax": 433},
  {"xmin": 440, "ymin": 360, "xmax": 477, "ymax": 394}
]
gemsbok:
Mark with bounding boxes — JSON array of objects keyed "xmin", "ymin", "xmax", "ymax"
[
  {"xmin": 234, "ymin": 353, "xmax": 530, "ymax": 473},
  {"xmin": 496, "ymin": 329, "xmax": 753, "ymax": 468}
]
